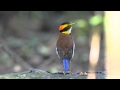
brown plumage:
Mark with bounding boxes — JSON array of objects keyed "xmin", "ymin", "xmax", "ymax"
[{"xmin": 56, "ymin": 33, "xmax": 74, "ymax": 60}]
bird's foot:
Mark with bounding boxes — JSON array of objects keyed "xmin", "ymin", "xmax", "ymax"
[
  {"xmin": 63, "ymin": 71, "xmax": 73, "ymax": 75},
  {"xmin": 52, "ymin": 71, "xmax": 73, "ymax": 75}
]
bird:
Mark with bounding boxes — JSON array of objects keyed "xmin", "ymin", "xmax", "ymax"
[{"xmin": 56, "ymin": 22, "xmax": 76, "ymax": 75}]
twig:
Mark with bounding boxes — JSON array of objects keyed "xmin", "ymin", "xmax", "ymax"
[{"xmin": 0, "ymin": 39, "xmax": 33, "ymax": 70}]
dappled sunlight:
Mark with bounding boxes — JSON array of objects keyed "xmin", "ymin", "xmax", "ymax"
[{"xmin": 87, "ymin": 28, "xmax": 101, "ymax": 79}]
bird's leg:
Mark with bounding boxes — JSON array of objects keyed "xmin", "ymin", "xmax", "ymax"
[
  {"xmin": 62, "ymin": 70, "xmax": 72, "ymax": 75},
  {"xmin": 69, "ymin": 60, "xmax": 71, "ymax": 72},
  {"xmin": 62, "ymin": 64, "xmax": 67, "ymax": 75},
  {"xmin": 65, "ymin": 61, "xmax": 72, "ymax": 75},
  {"xmin": 63, "ymin": 70, "xmax": 67, "ymax": 75},
  {"xmin": 69, "ymin": 60, "xmax": 72, "ymax": 75},
  {"xmin": 62, "ymin": 65, "xmax": 68, "ymax": 75}
]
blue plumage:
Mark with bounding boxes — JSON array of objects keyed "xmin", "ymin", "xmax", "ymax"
[{"xmin": 63, "ymin": 58, "xmax": 69, "ymax": 71}]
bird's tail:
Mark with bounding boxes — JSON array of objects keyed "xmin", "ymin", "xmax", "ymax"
[{"xmin": 63, "ymin": 58, "xmax": 69, "ymax": 71}]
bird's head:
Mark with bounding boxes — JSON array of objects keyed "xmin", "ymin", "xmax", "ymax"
[{"xmin": 59, "ymin": 22, "xmax": 76, "ymax": 34}]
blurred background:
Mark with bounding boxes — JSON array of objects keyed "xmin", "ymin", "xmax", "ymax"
[{"xmin": 0, "ymin": 11, "xmax": 105, "ymax": 74}]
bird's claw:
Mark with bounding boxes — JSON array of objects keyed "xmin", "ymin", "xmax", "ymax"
[{"xmin": 63, "ymin": 71, "xmax": 73, "ymax": 75}]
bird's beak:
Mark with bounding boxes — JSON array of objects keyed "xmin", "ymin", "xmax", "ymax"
[{"xmin": 71, "ymin": 22, "xmax": 76, "ymax": 25}]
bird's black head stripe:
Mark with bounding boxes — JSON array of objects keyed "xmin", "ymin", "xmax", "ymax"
[{"xmin": 60, "ymin": 25, "xmax": 71, "ymax": 32}]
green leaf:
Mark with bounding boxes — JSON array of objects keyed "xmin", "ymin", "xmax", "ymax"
[{"xmin": 89, "ymin": 15, "xmax": 103, "ymax": 26}]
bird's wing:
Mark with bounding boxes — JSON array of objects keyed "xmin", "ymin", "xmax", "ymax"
[
  {"xmin": 56, "ymin": 47, "xmax": 60, "ymax": 59},
  {"xmin": 72, "ymin": 40, "xmax": 75, "ymax": 58},
  {"xmin": 56, "ymin": 47, "xmax": 65, "ymax": 60}
]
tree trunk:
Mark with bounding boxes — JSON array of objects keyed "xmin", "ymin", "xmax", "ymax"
[{"xmin": 104, "ymin": 11, "xmax": 120, "ymax": 79}]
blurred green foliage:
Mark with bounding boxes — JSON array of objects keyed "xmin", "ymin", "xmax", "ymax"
[
  {"xmin": 0, "ymin": 52, "xmax": 9, "ymax": 62},
  {"xmin": 76, "ymin": 19, "xmax": 87, "ymax": 28},
  {"xmin": 37, "ymin": 45, "xmax": 51, "ymax": 56},
  {"xmin": 89, "ymin": 15, "xmax": 103, "ymax": 26},
  {"xmin": 30, "ymin": 11, "xmax": 43, "ymax": 20}
]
